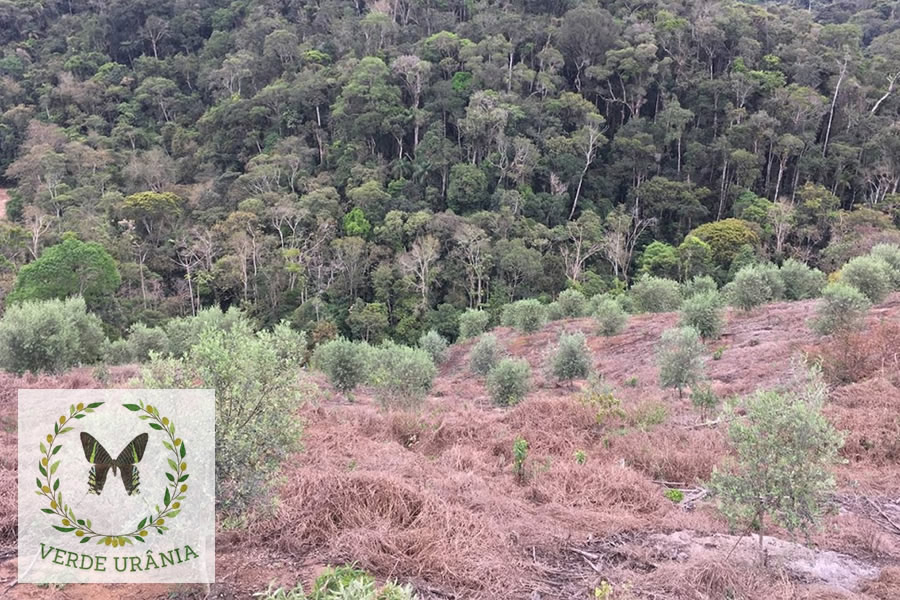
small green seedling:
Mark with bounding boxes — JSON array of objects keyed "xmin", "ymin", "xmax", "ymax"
[{"xmin": 513, "ymin": 436, "xmax": 528, "ymax": 482}]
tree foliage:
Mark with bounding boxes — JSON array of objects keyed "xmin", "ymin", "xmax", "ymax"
[
  {"xmin": 710, "ymin": 363, "xmax": 843, "ymax": 563},
  {"xmin": 0, "ymin": 297, "xmax": 105, "ymax": 374}
]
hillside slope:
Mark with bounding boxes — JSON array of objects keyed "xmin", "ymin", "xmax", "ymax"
[{"xmin": 1, "ymin": 297, "xmax": 899, "ymax": 599}]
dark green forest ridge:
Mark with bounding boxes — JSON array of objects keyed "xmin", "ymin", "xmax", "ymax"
[{"xmin": 0, "ymin": 0, "xmax": 899, "ymax": 343}]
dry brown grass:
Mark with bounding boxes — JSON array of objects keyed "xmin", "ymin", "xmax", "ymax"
[
  {"xmin": 861, "ymin": 567, "xmax": 900, "ymax": 600},
  {"xmin": 813, "ymin": 321, "xmax": 900, "ymax": 385}
]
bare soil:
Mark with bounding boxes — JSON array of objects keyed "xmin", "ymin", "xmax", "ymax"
[
  {"xmin": 0, "ymin": 188, "xmax": 8, "ymax": 221},
  {"xmin": 1, "ymin": 296, "xmax": 900, "ymax": 599}
]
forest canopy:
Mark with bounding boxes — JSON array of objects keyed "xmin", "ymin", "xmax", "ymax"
[{"xmin": 0, "ymin": 0, "xmax": 898, "ymax": 341}]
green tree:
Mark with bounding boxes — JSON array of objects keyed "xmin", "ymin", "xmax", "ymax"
[
  {"xmin": 688, "ymin": 219, "xmax": 759, "ymax": 272},
  {"xmin": 7, "ymin": 237, "xmax": 121, "ymax": 311},
  {"xmin": 811, "ymin": 282, "xmax": 871, "ymax": 335},
  {"xmin": 549, "ymin": 331, "xmax": 592, "ymax": 386},
  {"xmin": 657, "ymin": 326, "xmax": 705, "ymax": 397},
  {"xmin": 680, "ymin": 291, "xmax": 724, "ymax": 339},
  {"xmin": 141, "ymin": 320, "xmax": 308, "ymax": 516},
  {"xmin": 486, "ymin": 358, "xmax": 531, "ymax": 406},
  {"xmin": 710, "ymin": 364, "xmax": 843, "ymax": 564},
  {"xmin": 447, "ymin": 163, "xmax": 488, "ymax": 213},
  {"xmin": 313, "ymin": 338, "xmax": 370, "ymax": 395}
]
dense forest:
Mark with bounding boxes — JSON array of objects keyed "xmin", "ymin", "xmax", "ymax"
[{"xmin": 0, "ymin": 0, "xmax": 899, "ymax": 342}]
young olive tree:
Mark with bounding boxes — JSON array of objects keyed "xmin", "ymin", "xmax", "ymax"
[
  {"xmin": 313, "ymin": 338, "xmax": 370, "ymax": 396},
  {"xmin": 592, "ymin": 295, "xmax": 628, "ymax": 336},
  {"xmin": 656, "ymin": 326, "xmax": 706, "ymax": 397},
  {"xmin": 549, "ymin": 331, "xmax": 592, "ymax": 386},
  {"xmin": 709, "ymin": 363, "xmax": 843, "ymax": 564},
  {"xmin": 141, "ymin": 320, "xmax": 308, "ymax": 516}
]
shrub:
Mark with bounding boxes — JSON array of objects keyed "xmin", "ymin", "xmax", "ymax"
[
  {"xmin": 549, "ymin": 331, "xmax": 592, "ymax": 385},
  {"xmin": 457, "ymin": 309, "xmax": 490, "ymax": 339},
  {"xmin": 469, "ymin": 333, "xmax": 500, "ymax": 375},
  {"xmin": 840, "ymin": 255, "xmax": 894, "ymax": 303},
  {"xmin": 0, "ymin": 297, "xmax": 105, "ymax": 374},
  {"xmin": 486, "ymin": 358, "xmax": 531, "ymax": 405},
  {"xmin": 125, "ymin": 322, "xmax": 170, "ymax": 363},
  {"xmin": 778, "ymin": 258, "xmax": 826, "ymax": 300},
  {"xmin": 869, "ymin": 243, "xmax": 900, "ymax": 286},
  {"xmin": 709, "ymin": 363, "xmax": 842, "ymax": 563},
  {"xmin": 500, "ymin": 299, "xmax": 547, "ymax": 333},
  {"xmin": 592, "ymin": 295, "xmax": 628, "ymax": 336},
  {"xmin": 544, "ymin": 301, "xmax": 564, "ymax": 321},
  {"xmin": 367, "ymin": 341, "xmax": 437, "ymax": 408},
  {"xmin": 556, "ymin": 289, "xmax": 588, "ymax": 318},
  {"xmin": 629, "ymin": 274, "xmax": 682, "ymax": 313},
  {"xmin": 811, "ymin": 282, "xmax": 871, "ymax": 335},
  {"xmin": 729, "ymin": 263, "xmax": 783, "ymax": 310},
  {"xmin": 813, "ymin": 321, "xmax": 900, "ymax": 384},
  {"xmin": 681, "ymin": 275, "xmax": 718, "ymax": 299},
  {"xmin": 271, "ymin": 321, "xmax": 308, "ymax": 366},
  {"xmin": 679, "ymin": 291, "xmax": 724, "ymax": 339},
  {"xmin": 256, "ymin": 565, "xmax": 418, "ymax": 600},
  {"xmin": 165, "ymin": 306, "xmax": 246, "ymax": 357},
  {"xmin": 313, "ymin": 338, "xmax": 370, "ymax": 395},
  {"xmin": 141, "ymin": 320, "xmax": 306, "ymax": 516},
  {"xmin": 656, "ymin": 326, "xmax": 705, "ymax": 397},
  {"xmin": 418, "ymin": 329, "xmax": 449, "ymax": 364}
]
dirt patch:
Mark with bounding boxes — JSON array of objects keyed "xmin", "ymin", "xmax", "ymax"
[
  {"xmin": 0, "ymin": 188, "xmax": 8, "ymax": 220},
  {"xmin": 636, "ymin": 530, "xmax": 879, "ymax": 592}
]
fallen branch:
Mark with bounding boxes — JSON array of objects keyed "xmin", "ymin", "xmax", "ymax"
[{"xmin": 865, "ymin": 496, "xmax": 900, "ymax": 535}]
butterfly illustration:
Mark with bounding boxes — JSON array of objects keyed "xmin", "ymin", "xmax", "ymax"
[{"xmin": 80, "ymin": 432, "xmax": 149, "ymax": 496}]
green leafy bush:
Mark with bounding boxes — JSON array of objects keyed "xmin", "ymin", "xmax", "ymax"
[
  {"xmin": 840, "ymin": 255, "xmax": 894, "ymax": 303},
  {"xmin": 367, "ymin": 341, "xmax": 437, "ymax": 408},
  {"xmin": 486, "ymin": 358, "xmax": 531, "ymax": 406},
  {"xmin": 0, "ymin": 297, "xmax": 105, "ymax": 374},
  {"xmin": 500, "ymin": 299, "xmax": 547, "ymax": 333},
  {"xmin": 778, "ymin": 258, "xmax": 826, "ymax": 300},
  {"xmin": 729, "ymin": 263, "xmax": 784, "ymax": 310},
  {"xmin": 469, "ymin": 333, "xmax": 500, "ymax": 375},
  {"xmin": 709, "ymin": 363, "xmax": 842, "ymax": 562},
  {"xmin": 418, "ymin": 329, "xmax": 449, "ymax": 364},
  {"xmin": 869, "ymin": 243, "xmax": 900, "ymax": 286},
  {"xmin": 656, "ymin": 326, "xmax": 706, "ymax": 397},
  {"xmin": 255, "ymin": 565, "xmax": 418, "ymax": 600},
  {"xmin": 679, "ymin": 291, "xmax": 724, "ymax": 339},
  {"xmin": 313, "ymin": 338, "xmax": 370, "ymax": 395},
  {"xmin": 681, "ymin": 275, "xmax": 718, "ymax": 299},
  {"xmin": 556, "ymin": 288, "xmax": 589, "ymax": 318},
  {"xmin": 811, "ymin": 282, "xmax": 871, "ymax": 335},
  {"xmin": 592, "ymin": 295, "xmax": 628, "ymax": 336},
  {"xmin": 141, "ymin": 320, "xmax": 307, "ymax": 516},
  {"xmin": 457, "ymin": 309, "xmax": 490, "ymax": 339},
  {"xmin": 124, "ymin": 322, "xmax": 170, "ymax": 363},
  {"xmin": 165, "ymin": 306, "xmax": 246, "ymax": 357},
  {"xmin": 629, "ymin": 274, "xmax": 682, "ymax": 313},
  {"xmin": 544, "ymin": 301, "xmax": 564, "ymax": 321},
  {"xmin": 549, "ymin": 331, "xmax": 592, "ymax": 385}
]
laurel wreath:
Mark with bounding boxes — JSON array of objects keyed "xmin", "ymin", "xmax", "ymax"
[{"xmin": 36, "ymin": 400, "xmax": 189, "ymax": 546}]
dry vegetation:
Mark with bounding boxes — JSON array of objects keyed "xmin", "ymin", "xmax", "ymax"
[{"xmin": 1, "ymin": 298, "xmax": 900, "ymax": 599}]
